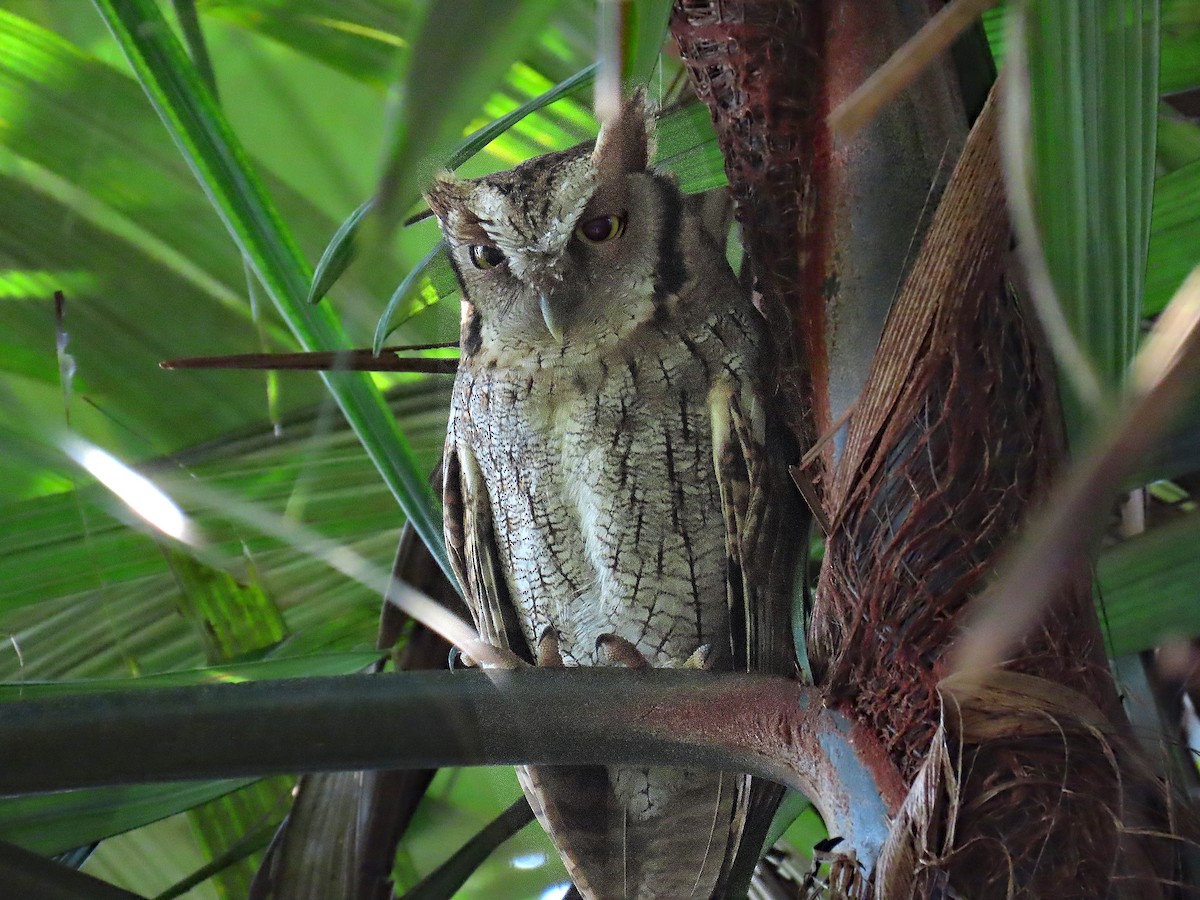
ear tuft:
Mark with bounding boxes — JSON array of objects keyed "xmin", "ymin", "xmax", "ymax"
[
  {"xmin": 592, "ymin": 88, "xmax": 653, "ymax": 176},
  {"xmin": 425, "ymin": 174, "xmax": 491, "ymax": 245},
  {"xmin": 424, "ymin": 172, "xmax": 467, "ymax": 222}
]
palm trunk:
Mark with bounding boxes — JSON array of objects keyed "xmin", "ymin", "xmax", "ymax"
[{"xmin": 671, "ymin": 1, "xmax": 1186, "ymax": 893}]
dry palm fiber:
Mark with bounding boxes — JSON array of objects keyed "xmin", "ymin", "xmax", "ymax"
[
  {"xmin": 671, "ymin": 1, "xmax": 1189, "ymax": 892},
  {"xmin": 806, "ymin": 84, "xmax": 1111, "ymax": 771},
  {"xmin": 670, "ymin": 0, "xmax": 830, "ymax": 462},
  {"xmin": 670, "ymin": 0, "xmax": 972, "ymax": 498},
  {"xmin": 812, "ymin": 85, "xmax": 1184, "ymax": 897}
]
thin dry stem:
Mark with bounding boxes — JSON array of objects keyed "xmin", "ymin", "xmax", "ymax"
[
  {"xmin": 829, "ymin": 0, "xmax": 1003, "ymax": 140},
  {"xmin": 161, "ymin": 345, "xmax": 459, "ymax": 374}
]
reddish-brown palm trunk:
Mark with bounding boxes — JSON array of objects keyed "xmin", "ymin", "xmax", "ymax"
[{"xmin": 671, "ymin": 1, "xmax": 1184, "ymax": 894}]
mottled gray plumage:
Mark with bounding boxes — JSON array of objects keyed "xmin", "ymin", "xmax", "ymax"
[{"xmin": 429, "ymin": 93, "xmax": 801, "ymax": 899}]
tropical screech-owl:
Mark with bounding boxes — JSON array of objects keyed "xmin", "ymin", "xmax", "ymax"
[{"xmin": 428, "ymin": 92, "xmax": 802, "ymax": 899}]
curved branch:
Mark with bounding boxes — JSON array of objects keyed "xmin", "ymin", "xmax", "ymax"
[{"xmin": 2, "ymin": 670, "xmax": 897, "ymax": 870}]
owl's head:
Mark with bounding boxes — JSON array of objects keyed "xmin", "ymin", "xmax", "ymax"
[{"xmin": 427, "ymin": 91, "xmax": 682, "ymax": 357}]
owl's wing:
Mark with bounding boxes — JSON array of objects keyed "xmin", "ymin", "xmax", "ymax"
[
  {"xmin": 710, "ymin": 382, "xmax": 799, "ymax": 676},
  {"xmin": 442, "ymin": 436, "xmax": 530, "ymax": 659},
  {"xmin": 444, "ymin": 435, "xmax": 627, "ymax": 897},
  {"xmin": 710, "ymin": 379, "xmax": 804, "ymax": 894}
]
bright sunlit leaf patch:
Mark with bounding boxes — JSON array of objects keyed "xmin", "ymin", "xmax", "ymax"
[
  {"xmin": 66, "ymin": 440, "xmax": 191, "ymax": 541},
  {"xmin": 0, "ymin": 269, "xmax": 97, "ymax": 299},
  {"xmin": 511, "ymin": 852, "xmax": 546, "ymax": 870}
]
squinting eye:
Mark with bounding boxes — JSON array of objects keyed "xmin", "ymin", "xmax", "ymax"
[
  {"xmin": 469, "ymin": 244, "xmax": 506, "ymax": 270},
  {"xmin": 575, "ymin": 214, "xmax": 626, "ymax": 243}
]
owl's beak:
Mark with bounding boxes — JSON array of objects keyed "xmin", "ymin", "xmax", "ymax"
[{"xmin": 539, "ymin": 294, "xmax": 565, "ymax": 344}]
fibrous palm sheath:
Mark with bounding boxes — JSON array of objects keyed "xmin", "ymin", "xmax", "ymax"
[{"xmin": 429, "ymin": 93, "xmax": 801, "ymax": 899}]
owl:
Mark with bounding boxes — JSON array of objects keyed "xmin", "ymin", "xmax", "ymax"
[{"xmin": 428, "ymin": 91, "xmax": 802, "ymax": 899}]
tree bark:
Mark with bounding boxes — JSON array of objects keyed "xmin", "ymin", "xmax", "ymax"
[{"xmin": 671, "ymin": 1, "xmax": 1187, "ymax": 894}]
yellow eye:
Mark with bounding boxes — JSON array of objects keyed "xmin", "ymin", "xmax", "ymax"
[
  {"xmin": 469, "ymin": 244, "xmax": 505, "ymax": 270},
  {"xmin": 575, "ymin": 214, "xmax": 626, "ymax": 243}
]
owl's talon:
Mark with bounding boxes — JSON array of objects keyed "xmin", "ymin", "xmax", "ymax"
[
  {"xmin": 596, "ymin": 633, "xmax": 650, "ymax": 669},
  {"xmin": 663, "ymin": 643, "xmax": 713, "ymax": 670},
  {"xmin": 537, "ymin": 627, "xmax": 565, "ymax": 668}
]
